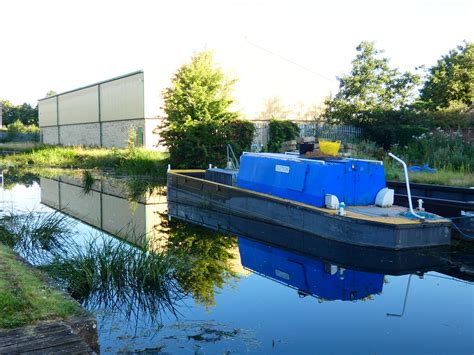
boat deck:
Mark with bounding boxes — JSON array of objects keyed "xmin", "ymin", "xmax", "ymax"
[{"xmin": 344, "ymin": 205, "xmax": 449, "ymax": 225}]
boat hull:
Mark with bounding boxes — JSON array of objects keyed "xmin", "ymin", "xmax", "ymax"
[{"xmin": 167, "ymin": 171, "xmax": 451, "ymax": 250}]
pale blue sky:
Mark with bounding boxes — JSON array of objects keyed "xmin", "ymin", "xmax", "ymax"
[{"xmin": 1, "ymin": 0, "xmax": 472, "ymax": 117}]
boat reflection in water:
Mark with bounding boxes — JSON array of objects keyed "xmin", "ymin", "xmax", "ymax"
[
  {"xmin": 169, "ymin": 201, "xmax": 474, "ymax": 282},
  {"xmin": 38, "ymin": 174, "xmax": 474, "ymax": 294},
  {"xmin": 238, "ymin": 237, "xmax": 384, "ymax": 301}
]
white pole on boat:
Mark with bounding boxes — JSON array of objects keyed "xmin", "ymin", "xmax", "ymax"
[{"xmin": 388, "ymin": 153, "xmax": 425, "ymax": 220}]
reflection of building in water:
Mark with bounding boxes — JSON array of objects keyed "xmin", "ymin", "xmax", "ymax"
[
  {"xmin": 40, "ymin": 176, "xmax": 168, "ymax": 249},
  {"xmin": 238, "ymin": 237, "xmax": 384, "ymax": 301},
  {"xmin": 40, "ymin": 176, "xmax": 248, "ymax": 275}
]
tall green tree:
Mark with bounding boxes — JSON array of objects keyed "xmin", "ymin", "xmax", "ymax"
[
  {"xmin": 162, "ymin": 51, "xmax": 238, "ymax": 126},
  {"xmin": 0, "ymin": 100, "xmax": 38, "ymax": 126},
  {"xmin": 419, "ymin": 42, "xmax": 474, "ymax": 111},
  {"xmin": 161, "ymin": 51, "xmax": 253, "ymax": 168},
  {"xmin": 323, "ymin": 41, "xmax": 420, "ymax": 125}
]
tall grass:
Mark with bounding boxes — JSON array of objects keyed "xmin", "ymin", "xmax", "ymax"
[
  {"xmin": 0, "ymin": 210, "xmax": 75, "ymax": 264},
  {"xmin": 384, "ymin": 160, "xmax": 474, "ymax": 187},
  {"xmin": 391, "ymin": 129, "xmax": 473, "ymax": 172},
  {"xmin": 0, "ymin": 209, "xmax": 188, "ymax": 324},
  {"xmin": 350, "ymin": 133, "xmax": 473, "ymax": 187},
  {"xmin": 41, "ymin": 237, "xmax": 186, "ymax": 323}
]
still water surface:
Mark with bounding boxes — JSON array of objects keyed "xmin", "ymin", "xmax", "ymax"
[{"xmin": 0, "ymin": 174, "xmax": 473, "ymax": 354}]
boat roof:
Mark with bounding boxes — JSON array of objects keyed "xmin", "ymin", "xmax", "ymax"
[{"xmin": 242, "ymin": 152, "xmax": 383, "ymax": 165}]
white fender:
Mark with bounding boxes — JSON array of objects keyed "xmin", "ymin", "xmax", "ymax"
[
  {"xmin": 325, "ymin": 194, "xmax": 340, "ymax": 210},
  {"xmin": 375, "ymin": 188, "xmax": 394, "ymax": 207}
]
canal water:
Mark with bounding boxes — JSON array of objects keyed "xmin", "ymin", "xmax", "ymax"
[{"xmin": 0, "ymin": 172, "xmax": 473, "ymax": 354}]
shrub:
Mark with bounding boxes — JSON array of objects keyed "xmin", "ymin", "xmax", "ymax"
[
  {"xmin": 3, "ymin": 120, "xmax": 40, "ymax": 142},
  {"xmin": 267, "ymin": 119, "xmax": 299, "ymax": 152},
  {"xmin": 223, "ymin": 120, "xmax": 255, "ymax": 157},
  {"xmin": 164, "ymin": 119, "xmax": 254, "ymax": 168},
  {"xmin": 7, "ymin": 120, "xmax": 39, "ymax": 134},
  {"xmin": 359, "ymin": 109, "xmax": 473, "ymax": 149},
  {"xmin": 352, "ymin": 140, "xmax": 385, "ymax": 160},
  {"xmin": 358, "ymin": 110, "xmax": 424, "ymax": 149},
  {"xmin": 391, "ymin": 129, "xmax": 473, "ymax": 171}
]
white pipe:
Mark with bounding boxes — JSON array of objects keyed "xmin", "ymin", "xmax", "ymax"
[{"xmin": 388, "ymin": 153, "xmax": 425, "ymax": 220}]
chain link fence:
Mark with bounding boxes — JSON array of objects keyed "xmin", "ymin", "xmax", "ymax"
[{"xmin": 252, "ymin": 121, "xmax": 363, "ymax": 150}]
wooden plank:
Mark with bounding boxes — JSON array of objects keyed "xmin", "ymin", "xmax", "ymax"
[
  {"xmin": 0, "ymin": 322, "xmax": 95, "ymax": 354},
  {"xmin": 0, "ymin": 325, "xmax": 67, "ymax": 347}
]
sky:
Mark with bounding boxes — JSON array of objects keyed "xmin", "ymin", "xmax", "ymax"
[{"xmin": 0, "ymin": 0, "xmax": 473, "ymax": 118}]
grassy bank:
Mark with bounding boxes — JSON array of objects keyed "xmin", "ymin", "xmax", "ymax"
[
  {"xmin": 384, "ymin": 163, "xmax": 474, "ymax": 187},
  {"xmin": 352, "ymin": 140, "xmax": 473, "ymax": 187},
  {"xmin": 0, "ymin": 242, "xmax": 82, "ymax": 329},
  {"xmin": 0, "ymin": 144, "xmax": 471, "ymax": 187},
  {"xmin": 0, "ymin": 145, "xmax": 169, "ymax": 176}
]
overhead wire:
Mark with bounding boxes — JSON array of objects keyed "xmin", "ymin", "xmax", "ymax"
[{"xmin": 244, "ymin": 36, "xmax": 336, "ymax": 83}]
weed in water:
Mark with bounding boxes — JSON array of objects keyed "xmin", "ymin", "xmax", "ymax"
[
  {"xmin": 41, "ymin": 235, "xmax": 187, "ymax": 324},
  {"xmin": 81, "ymin": 170, "xmax": 95, "ymax": 194},
  {"xmin": 0, "ymin": 210, "xmax": 75, "ymax": 264}
]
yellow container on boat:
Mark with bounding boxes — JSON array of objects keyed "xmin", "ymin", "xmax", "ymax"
[{"xmin": 318, "ymin": 139, "xmax": 341, "ymax": 156}]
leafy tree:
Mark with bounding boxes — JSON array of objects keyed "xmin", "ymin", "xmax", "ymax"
[
  {"xmin": 161, "ymin": 51, "xmax": 253, "ymax": 168},
  {"xmin": 419, "ymin": 42, "xmax": 474, "ymax": 111},
  {"xmin": 0, "ymin": 100, "xmax": 38, "ymax": 126},
  {"xmin": 46, "ymin": 90, "xmax": 57, "ymax": 97},
  {"xmin": 323, "ymin": 41, "xmax": 420, "ymax": 125},
  {"xmin": 162, "ymin": 51, "xmax": 238, "ymax": 126}
]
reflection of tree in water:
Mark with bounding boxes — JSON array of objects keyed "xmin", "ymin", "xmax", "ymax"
[
  {"xmin": 1, "ymin": 167, "xmax": 40, "ymax": 190},
  {"xmin": 166, "ymin": 220, "xmax": 239, "ymax": 308}
]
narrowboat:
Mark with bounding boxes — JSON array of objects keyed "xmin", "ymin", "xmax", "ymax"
[{"xmin": 167, "ymin": 152, "xmax": 451, "ymax": 249}]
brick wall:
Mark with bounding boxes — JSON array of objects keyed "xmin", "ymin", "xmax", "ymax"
[
  {"xmin": 60, "ymin": 123, "xmax": 101, "ymax": 146},
  {"xmin": 40, "ymin": 118, "xmax": 162, "ymax": 149},
  {"xmin": 42, "ymin": 126, "xmax": 59, "ymax": 145},
  {"xmin": 101, "ymin": 120, "xmax": 145, "ymax": 148}
]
